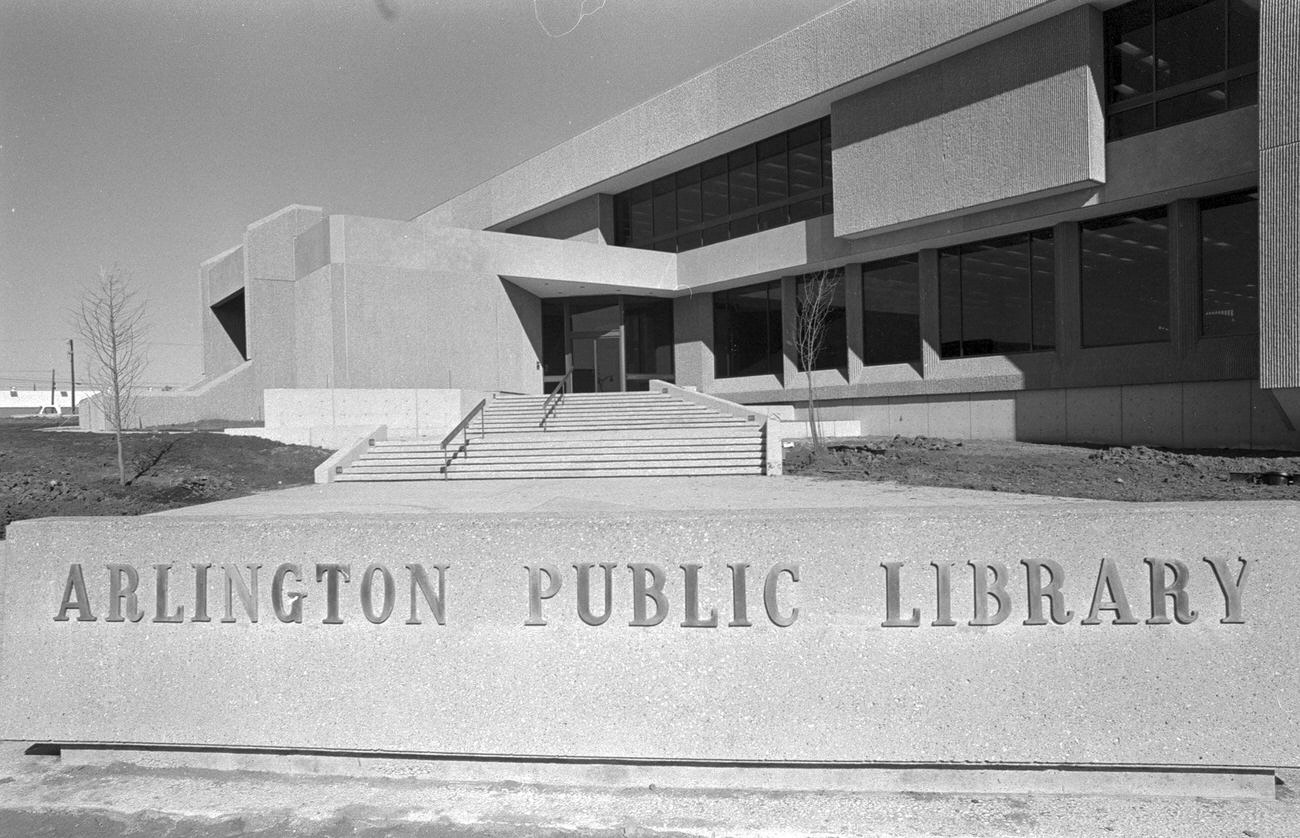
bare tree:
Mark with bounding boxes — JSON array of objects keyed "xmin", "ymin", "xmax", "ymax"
[
  {"xmin": 76, "ymin": 265, "xmax": 148, "ymax": 485},
  {"xmin": 794, "ymin": 269, "xmax": 838, "ymax": 451}
]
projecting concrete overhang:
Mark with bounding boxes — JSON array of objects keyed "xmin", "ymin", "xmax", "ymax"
[
  {"xmin": 326, "ymin": 215, "xmax": 679, "ymax": 297},
  {"xmin": 831, "ymin": 5, "xmax": 1107, "ymax": 239},
  {"xmin": 412, "ymin": 0, "xmax": 1094, "ymax": 236}
]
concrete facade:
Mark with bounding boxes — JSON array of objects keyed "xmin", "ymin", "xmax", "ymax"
[{"xmin": 134, "ymin": 0, "xmax": 1297, "ymax": 451}]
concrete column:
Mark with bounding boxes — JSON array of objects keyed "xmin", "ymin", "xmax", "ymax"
[
  {"xmin": 1259, "ymin": 0, "xmax": 1300, "ymax": 391},
  {"xmin": 917, "ymin": 249, "xmax": 941, "ymax": 379},
  {"xmin": 673, "ymin": 293, "xmax": 714, "ymax": 391},
  {"xmin": 844, "ymin": 263, "xmax": 865, "ymax": 384},
  {"xmin": 243, "ymin": 205, "xmax": 325, "ymax": 395},
  {"xmin": 1054, "ymin": 221, "xmax": 1081, "ymax": 365},
  {"xmin": 1169, "ymin": 199, "xmax": 1201, "ymax": 358}
]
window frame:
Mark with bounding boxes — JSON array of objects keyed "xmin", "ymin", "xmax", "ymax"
[{"xmin": 615, "ymin": 117, "xmax": 832, "ymax": 253}]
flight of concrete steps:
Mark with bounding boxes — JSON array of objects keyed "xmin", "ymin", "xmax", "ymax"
[{"xmin": 336, "ymin": 391, "xmax": 765, "ymax": 481}]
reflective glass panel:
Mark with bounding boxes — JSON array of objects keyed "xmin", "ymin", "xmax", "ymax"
[
  {"xmin": 795, "ymin": 269, "xmax": 846, "ymax": 371},
  {"xmin": 1081, "ymin": 207, "xmax": 1170, "ymax": 346},
  {"xmin": 714, "ymin": 282, "xmax": 782, "ymax": 378},
  {"xmin": 1200, "ymin": 190, "xmax": 1258, "ymax": 337},
  {"xmin": 623, "ymin": 297, "xmax": 676, "ymax": 375},
  {"xmin": 862, "ymin": 256, "xmax": 920, "ymax": 366}
]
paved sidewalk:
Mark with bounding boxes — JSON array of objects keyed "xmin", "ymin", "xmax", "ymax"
[
  {"xmin": 0, "ymin": 743, "xmax": 1295, "ymax": 837},
  {"xmin": 153, "ymin": 474, "xmax": 1109, "ymax": 519}
]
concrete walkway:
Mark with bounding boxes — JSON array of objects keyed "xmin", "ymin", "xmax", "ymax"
[{"xmin": 153, "ymin": 474, "xmax": 1111, "ymax": 519}]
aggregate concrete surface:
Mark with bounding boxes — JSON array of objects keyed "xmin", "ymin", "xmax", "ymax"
[
  {"xmin": 148, "ymin": 474, "xmax": 1109, "ymax": 518},
  {"xmin": 4, "ymin": 477, "xmax": 1298, "ymax": 836},
  {"xmin": 0, "ymin": 743, "xmax": 1295, "ymax": 837}
]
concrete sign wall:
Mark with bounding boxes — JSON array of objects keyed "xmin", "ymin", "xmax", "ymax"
[{"xmin": 1, "ymin": 507, "xmax": 1296, "ymax": 767}]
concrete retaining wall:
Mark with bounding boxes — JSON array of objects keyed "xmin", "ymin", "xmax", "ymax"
[
  {"xmin": 78, "ymin": 361, "xmax": 260, "ymax": 431},
  {"xmin": 779, "ymin": 380, "xmax": 1295, "ymax": 450},
  {"xmin": 262, "ymin": 388, "xmax": 488, "ymax": 441}
]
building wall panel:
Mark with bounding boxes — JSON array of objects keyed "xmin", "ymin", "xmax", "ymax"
[
  {"xmin": 414, "ymin": 0, "xmax": 1072, "ymax": 233},
  {"xmin": 831, "ymin": 6, "xmax": 1104, "ymax": 237}
]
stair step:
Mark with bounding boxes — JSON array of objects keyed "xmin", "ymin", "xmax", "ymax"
[
  {"xmin": 354, "ymin": 454, "xmax": 762, "ymax": 469},
  {"xmin": 337, "ymin": 466, "xmax": 762, "ymax": 482},
  {"xmin": 377, "ymin": 429, "xmax": 761, "ymax": 446},
  {"xmin": 363, "ymin": 442, "xmax": 762, "ymax": 458}
]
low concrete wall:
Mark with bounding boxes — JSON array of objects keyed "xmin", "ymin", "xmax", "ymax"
[
  {"xmin": 263, "ymin": 389, "xmax": 488, "ymax": 441},
  {"xmin": 772, "ymin": 380, "xmax": 1297, "ymax": 450},
  {"xmin": 78, "ymin": 361, "xmax": 259, "ymax": 431},
  {"xmin": 313, "ymin": 425, "xmax": 388, "ymax": 483},
  {"xmin": 2, "ymin": 506, "xmax": 1295, "ymax": 768},
  {"xmin": 224, "ymin": 426, "xmax": 376, "ymax": 450}
]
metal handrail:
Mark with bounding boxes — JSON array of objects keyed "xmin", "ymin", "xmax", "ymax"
[
  {"xmin": 439, "ymin": 398, "xmax": 487, "ymax": 476},
  {"xmin": 539, "ymin": 370, "xmax": 571, "ymax": 430}
]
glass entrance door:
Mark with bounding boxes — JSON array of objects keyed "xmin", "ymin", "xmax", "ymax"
[
  {"xmin": 571, "ymin": 333, "xmax": 623, "ymax": 393},
  {"xmin": 541, "ymin": 295, "xmax": 675, "ymax": 393}
]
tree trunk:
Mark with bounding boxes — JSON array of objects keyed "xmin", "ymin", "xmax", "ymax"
[{"xmin": 806, "ymin": 369, "xmax": 820, "ymax": 452}]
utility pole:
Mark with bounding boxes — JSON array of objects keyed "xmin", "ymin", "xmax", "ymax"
[
  {"xmin": 68, "ymin": 338, "xmax": 76, "ymax": 413},
  {"xmin": 49, "ymin": 369, "xmax": 55, "ymax": 406}
]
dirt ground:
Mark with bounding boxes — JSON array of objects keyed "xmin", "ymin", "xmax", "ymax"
[
  {"xmin": 786, "ymin": 435, "xmax": 1300, "ymax": 502},
  {"xmin": 0, "ymin": 419, "xmax": 329, "ymax": 538}
]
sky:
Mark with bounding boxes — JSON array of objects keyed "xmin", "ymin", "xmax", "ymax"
[{"xmin": 0, "ymin": 0, "xmax": 847, "ymax": 392}]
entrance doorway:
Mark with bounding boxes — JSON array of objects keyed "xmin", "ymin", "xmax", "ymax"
[
  {"xmin": 541, "ymin": 296, "xmax": 674, "ymax": 393},
  {"xmin": 572, "ymin": 333, "xmax": 623, "ymax": 393}
]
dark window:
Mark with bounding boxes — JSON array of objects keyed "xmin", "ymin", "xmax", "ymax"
[
  {"xmin": 795, "ymin": 268, "xmax": 846, "ymax": 372},
  {"xmin": 614, "ymin": 118, "xmax": 832, "ymax": 252},
  {"xmin": 862, "ymin": 256, "xmax": 921, "ymax": 366},
  {"xmin": 623, "ymin": 297, "xmax": 676, "ymax": 377},
  {"xmin": 1105, "ymin": 0, "xmax": 1258, "ymax": 140},
  {"xmin": 939, "ymin": 231, "xmax": 1056, "ymax": 358},
  {"xmin": 1200, "ymin": 190, "xmax": 1258, "ymax": 337},
  {"xmin": 675, "ymin": 168, "xmax": 701, "ymax": 231},
  {"xmin": 1080, "ymin": 207, "xmax": 1170, "ymax": 347},
  {"xmin": 652, "ymin": 176, "xmax": 676, "ymax": 243},
  {"xmin": 714, "ymin": 281, "xmax": 783, "ymax": 379},
  {"xmin": 541, "ymin": 300, "xmax": 566, "ymax": 376}
]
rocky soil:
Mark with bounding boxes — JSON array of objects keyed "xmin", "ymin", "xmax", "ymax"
[
  {"xmin": 0, "ymin": 419, "xmax": 329, "ymax": 538},
  {"xmin": 785, "ymin": 435, "xmax": 1300, "ymax": 501}
]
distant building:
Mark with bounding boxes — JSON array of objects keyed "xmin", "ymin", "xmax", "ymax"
[
  {"xmin": 131, "ymin": 0, "xmax": 1299, "ymax": 449},
  {"xmin": 1, "ymin": 388, "xmax": 96, "ymax": 418}
]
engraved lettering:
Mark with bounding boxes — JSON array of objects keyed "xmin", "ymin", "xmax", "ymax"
[
  {"xmin": 152, "ymin": 563, "xmax": 184, "ymax": 624},
  {"xmin": 525, "ymin": 564, "xmax": 561, "ymax": 626},
  {"xmin": 54, "ymin": 563, "xmax": 96, "ymax": 622},
  {"xmin": 969, "ymin": 561, "xmax": 1011, "ymax": 626},
  {"xmin": 881, "ymin": 561, "xmax": 920, "ymax": 627},
  {"xmin": 727, "ymin": 562, "xmax": 752, "ymax": 627},
  {"xmin": 764, "ymin": 563, "xmax": 799, "ymax": 627},
  {"xmin": 360, "ymin": 564, "xmax": 395, "ymax": 624},
  {"xmin": 315, "ymin": 563, "xmax": 351, "ymax": 625},
  {"xmin": 628, "ymin": 563, "xmax": 668, "ymax": 626},
  {"xmin": 406, "ymin": 564, "xmax": 447, "ymax": 626},
  {"xmin": 680, "ymin": 563, "xmax": 719, "ymax": 628},
  {"xmin": 1203, "ymin": 556, "xmax": 1251, "ymax": 624},
  {"xmin": 931, "ymin": 561, "xmax": 957, "ymax": 627},
  {"xmin": 1022, "ymin": 558, "xmax": 1073, "ymax": 626},
  {"xmin": 271, "ymin": 564, "xmax": 305, "ymax": 623},
  {"xmin": 106, "ymin": 564, "xmax": 143, "ymax": 623},
  {"xmin": 574, "ymin": 562, "xmax": 616, "ymax": 626},
  {"xmin": 1145, "ymin": 557, "xmax": 1197, "ymax": 625},
  {"xmin": 221, "ymin": 563, "xmax": 260, "ymax": 623},
  {"xmin": 191, "ymin": 563, "xmax": 212, "ymax": 622},
  {"xmin": 1082, "ymin": 558, "xmax": 1138, "ymax": 625}
]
